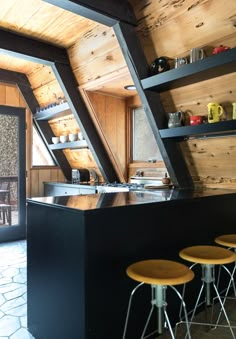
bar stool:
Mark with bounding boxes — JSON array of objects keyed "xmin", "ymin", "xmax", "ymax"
[
  {"xmin": 214, "ymin": 234, "xmax": 236, "ymax": 325},
  {"xmin": 215, "ymin": 234, "xmax": 236, "ymax": 296},
  {"xmin": 179, "ymin": 245, "xmax": 236, "ymax": 338},
  {"xmin": 122, "ymin": 259, "xmax": 194, "ymax": 339}
]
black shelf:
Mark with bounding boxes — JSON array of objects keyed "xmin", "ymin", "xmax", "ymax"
[
  {"xmin": 160, "ymin": 120, "xmax": 236, "ymax": 139},
  {"xmin": 34, "ymin": 102, "xmax": 70, "ymax": 120},
  {"xmin": 141, "ymin": 48, "xmax": 236, "ymax": 92},
  {"xmin": 49, "ymin": 140, "xmax": 88, "ymax": 150}
]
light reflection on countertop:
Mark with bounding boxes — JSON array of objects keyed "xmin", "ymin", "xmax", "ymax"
[
  {"xmin": 29, "ymin": 190, "xmax": 173, "ymax": 210},
  {"xmin": 27, "ymin": 188, "xmax": 236, "ymax": 211}
]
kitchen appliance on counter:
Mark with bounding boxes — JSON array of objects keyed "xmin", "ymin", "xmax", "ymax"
[{"xmin": 72, "ymin": 168, "xmax": 90, "ymax": 184}]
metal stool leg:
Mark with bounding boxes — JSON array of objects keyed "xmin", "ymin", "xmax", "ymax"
[
  {"xmin": 216, "ymin": 248, "xmax": 236, "ymax": 297},
  {"xmin": 123, "ymin": 282, "xmax": 144, "ymax": 339},
  {"xmin": 187, "ymin": 264, "xmax": 235, "ymax": 339},
  {"xmin": 212, "ymin": 264, "xmax": 236, "ymax": 333},
  {"xmin": 123, "ymin": 282, "xmax": 192, "ymax": 339},
  {"xmin": 141, "ymin": 285, "xmax": 168, "ymax": 338}
]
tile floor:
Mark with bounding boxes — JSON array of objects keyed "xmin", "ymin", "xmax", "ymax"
[
  {"xmin": 0, "ymin": 240, "xmax": 34, "ymax": 339},
  {"xmin": 0, "ymin": 240, "xmax": 235, "ymax": 339}
]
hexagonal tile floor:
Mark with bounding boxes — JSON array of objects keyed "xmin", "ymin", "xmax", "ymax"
[{"xmin": 0, "ymin": 240, "xmax": 35, "ymax": 339}]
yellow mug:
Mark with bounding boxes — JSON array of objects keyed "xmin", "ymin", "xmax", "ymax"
[
  {"xmin": 207, "ymin": 102, "xmax": 223, "ymax": 123},
  {"xmin": 232, "ymin": 103, "xmax": 236, "ymax": 120}
]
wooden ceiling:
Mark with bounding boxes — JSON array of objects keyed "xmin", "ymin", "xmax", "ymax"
[{"xmin": 0, "ymin": 0, "xmax": 136, "ymax": 98}]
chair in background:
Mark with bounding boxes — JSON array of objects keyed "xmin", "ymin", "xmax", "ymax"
[
  {"xmin": 0, "ymin": 182, "xmax": 11, "ymax": 225},
  {"xmin": 0, "ymin": 182, "xmax": 10, "ymax": 204}
]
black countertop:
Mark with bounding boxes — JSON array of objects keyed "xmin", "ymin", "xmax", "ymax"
[{"xmin": 28, "ymin": 188, "xmax": 236, "ymax": 211}]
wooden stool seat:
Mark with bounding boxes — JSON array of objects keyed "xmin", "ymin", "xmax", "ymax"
[
  {"xmin": 123, "ymin": 259, "xmax": 194, "ymax": 339},
  {"xmin": 179, "ymin": 245, "xmax": 236, "ymax": 265},
  {"xmin": 215, "ymin": 234, "xmax": 236, "ymax": 248},
  {"xmin": 127, "ymin": 259, "xmax": 194, "ymax": 286},
  {"xmin": 179, "ymin": 245, "xmax": 236, "ymax": 338}
]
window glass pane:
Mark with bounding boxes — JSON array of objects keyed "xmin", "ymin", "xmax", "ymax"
[
  {"xmin": 32, "ymin": 126, "xmax": 55, "ymax": 166},
  {"xmin": 133, "ymin": 107, "xmax": 163, "ymax": 161},
  {"xmin": 0, "ymin": 114, "xmax": 18, "ymax": 226}
]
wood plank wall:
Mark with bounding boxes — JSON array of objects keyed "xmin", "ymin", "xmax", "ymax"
[
  {"xmin": 129, "ymin": 0, "xmax": 236, "ymax": 189},
  {"xmin": 30, "ymin": 167, "xmax": 65, "ymax": 197},
  {"xmin": 2, "ymin": 0, "xmax": 235, "ymax": 190}
]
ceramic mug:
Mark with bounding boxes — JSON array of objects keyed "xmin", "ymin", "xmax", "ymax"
[
  {"xmin": 175, "ymin": 57, "xmax": 188, "ymax": 68},
  {"xmin": 190, "ymin": 115, "xmax": 203, "ymax": 126},
  {"xmin": 232, "ymin": 103, "xmax": 236, "ymax": 120},
  {"xmin": 190, "ymin": 48, "xmax": 204, "ymax": 63},
  {"xmin": 207, "ymin": 102, "xmax": 223, "ymax": 123},
  {"xmin": 168, "ymin": 111, "xmax": 183, "ymax": 128}
]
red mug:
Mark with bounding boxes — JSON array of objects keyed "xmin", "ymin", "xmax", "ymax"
[{"xmin": 190, "ymin": 115, "xmax": 203, "ymax": 126}]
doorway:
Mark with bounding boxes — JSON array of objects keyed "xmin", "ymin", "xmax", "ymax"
[{"xmin": 0, "ymin": 105, "xmax": 26, "ymax": 242}]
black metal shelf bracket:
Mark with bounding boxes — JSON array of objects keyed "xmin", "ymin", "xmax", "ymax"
[
  {"xmin": 141, "ymin": 48, "xmax": 236, "ymax": 92},
  {"xmin": 49, "ymin": 140, "xmax": 88, "ymax": 150},
  {"xmin": 159, "ymin": 120, "xmax": 236, "ymax": 139}
]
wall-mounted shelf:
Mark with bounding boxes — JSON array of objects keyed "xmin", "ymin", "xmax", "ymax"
[
  {"xmin": 160, "ymin": 120, "xmax": 236, "ymax": 139},
  {"xmin": 33, "ymin": 101, "xmax": 87, "ymax": 181},
  {"xmin": 34, "ymin": 102, "xmax": 70, "ymax": 120},
  {"xmin": 49, "ymin": 140, "xmax": 88, "ymax": 150},
  {"xmin": 141, "ymin": 48, "xmax": 236, "ymax": 92}
]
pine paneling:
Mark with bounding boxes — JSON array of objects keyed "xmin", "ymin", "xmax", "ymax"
[
  {"xmin": 161, "ymin": 73, "xmax": 236, "ymax": 122},
  {"xmin": 0, "ymin": 0, "xmax": 235, "ymax": 189},
  {"xmin": 180, "ymin": 136, "xmax": 236, "ymax": 189},
  {"xmin": 30, "ymin": 168, "xmax": 65, "ymax": 197},
  {"xmin": 130, "ymin": 0, "xmax": 236, "ymax": 63},
  {"xmin": 49, "ymin": 114, "xmax": 80, "ymax": 136},
  {"xmin": 86, "ymin": 91, "xmax": 127, "ymax": 180}
]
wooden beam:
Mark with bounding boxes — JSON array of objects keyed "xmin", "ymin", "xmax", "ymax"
[
  {"xmin": 0, "ymin": 29, "xmax": 69, "ymax": 65},
  {"xmin": 52, "ymin": 61, "xmax": 120, "ymax": 182},
  {"xmin": 113, "ymin": 21, "xmax": 194, "ymax": 189},
  {"xmin": 0, "ymin": 28, "xmax": 120, "ymax": 183},
  {"xmin": 0, "ymin": 68, "xmax": 74, "ymax": 179},
  {"xmin": 43, "ymin": 0, "xmax": 137, "ymax": 26},
  {"xmin": 47, "ymin": 0, "xmax": 193, "ymax": 188}
]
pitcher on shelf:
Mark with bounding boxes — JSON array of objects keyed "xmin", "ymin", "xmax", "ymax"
[{"xmin": 168, "ymin": 111, "xmax": 184, "ymax": 128}]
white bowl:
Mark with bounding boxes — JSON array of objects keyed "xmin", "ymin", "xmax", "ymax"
[
  {"xmin": 78, "ymin": 132, "xmax": 84, "ymax": 140},
  {"xmin": 59, "ymin": 135, "xmax": 68, "ymax": 143},
  {"xmin": 52, "ymin": 136, "xmax": 60, "ymax": 144},
  {"xmin": 69, "ymin": 133, "xmax": 78, "ymax": 142}
]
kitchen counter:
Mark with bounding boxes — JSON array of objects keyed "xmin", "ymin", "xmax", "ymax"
[
  {"xmin": 27, "ymin": 189, "xmax": 236, "ymax": 339},
  {"xmin": 34, "ymin": 187, "xmax": 235, "ymax": 210}
]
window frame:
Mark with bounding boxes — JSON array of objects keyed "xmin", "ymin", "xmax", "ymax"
[
  {"xmin": 128, "ymin": 105, "xmax": 163, "ymax": 163},
  {"xmin": 31, "ymin": 123, "xmax": 57, "ymax": 168}
]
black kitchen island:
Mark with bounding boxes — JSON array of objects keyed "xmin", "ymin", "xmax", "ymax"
[{"xmin": 27, "ymin": 189, "xmax": 236, "ymax": 339}]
